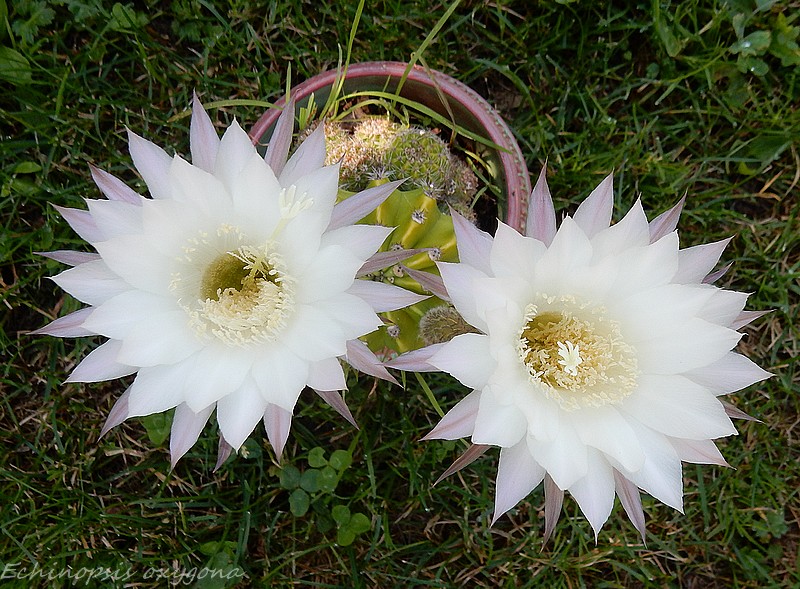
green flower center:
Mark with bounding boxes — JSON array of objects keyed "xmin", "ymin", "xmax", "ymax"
[{"xmin": 517, "ymin": 295, "xmax": 638, "ymax": 411}]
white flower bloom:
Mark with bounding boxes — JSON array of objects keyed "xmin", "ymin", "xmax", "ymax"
[
  {"xmin": 390, "ymin": 167, "xmax": 771, "ymax": 540},
  {"xmin": 38, "ymin": 95, "xmax": 425, "ymax": 468}
]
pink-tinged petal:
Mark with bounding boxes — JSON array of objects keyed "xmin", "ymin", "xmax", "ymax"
[
  {"xmin": 384, "ymin": 343, "xmax": 445, "ymax": 373},
  {"xmin": 53, "ymin": 205, "xmax": 104, "ymax": 243},
  {"xmin": 670, "ymin": 437, "xmax": 729, "ymax": 467},
  {"xmin": 356, "ymin": 248, "xmax": 429, "ymax": 277},
  {"xmin": 170, "ymin": 402, "xmax": 214, "ymax": 468},
  {"xmin": 250, "ymin": 346, "xmax": 309, "ymax": 411},
  {"xmin": 697, "ymin": 289, "xmax": 749, "ymax": 326},
  {"xmin": 492, "ymin": 440, "xmax": 546, "ymax": 524},
  {"xmin": 213, "ymin": 119, "xmax": 257, "ymax": 191},
  {"xmin": 216, "ymin": 377, "xmax": 268, "ymax": 450},
  {"xmin": 99, "ymin": 388, "xmax": 131, "ymax": 437},
  {"xmin": 90, "ymin": 165, "xmax": 144, "ymax": 205},
  {"xmin": 614, "ymin": 470, "xmax": 646, "ymax": 543},
  {"xmin": 279, "ymin": 124, "xmax": 326, "ymax": 188},
  {"xmin": 32, "ymin": 307, "xmax": 95, "ymax": 338},
  {"xmin": 673, "ymin": 237, "xmax": 732, "ymax": 284},
  {"xmin": 620, "ymin": 422, "xmax": 684, "ymax": 512},
  {"xmin": 263, "ymin": 99, "xmax": 295, "ymax": 177},
  {"xmin": 429, "ymin": 333, "xmax": 494, "ymax": 390},
  {"xmin": 66, "ymin": 340, "xmax": 136, "ymax": 383},
  {"xmin": 344, "ymin": 339, "xmax": 399, "ymax": 385},
  {"xmin": 648, "ymin": 196, "xmax": 685, "ymax": 243},
  {"xmin": 433, "ymin": 444, "xmax": 490, "ymax": 485},
  {"xmin": 568, "ymin": 450, "xmax": 616, "ymax": 539},
  {"xmin": 264, "ymin": 403, "xmax": 293, "ymax": 460},
  {"xmin": 685, "ymin": 351, "xmax": 772, "ymax": 395},
  {"xmin": 473, "ymin": 389, "xmax": 528, "ymax": 448},
  {"xmin": 527, "ymin": 421, "xmax": 588, "ymax": 489},
  {"xmin": 703, "ymin": 262, "xmax": 732, "ymax": 284},
  {"xmin": 623, "ymin": 374, "xmax": 736, "ymax": 440},
  {"xmin": 542, "ymin": 474, "xmax": 564, "ymax": 544},
  {"xmin": 490, "ymin": 221, "xmax": 546, "ymax": 280},
  {"xmin": 215, "ymin": 437, "xmax": 234, "ymax": 471},
  {"xmin": 313, "ymin": 388, "xmax": 358, "ymax": 428},
  {"xmin": 730, "ymin": 309, "xmax": 771, "ymax": 330},
  {"xmin": 190, "ymin": 92, "xmax": 220, "ymax": 173},
  {"xmin": 572, "ymin": 173, "xmax": 614, "ymax": 238},
  {"xmin": 569, "ymin": 405, "xmax": 645, "ymax": 472},
  {"xmin": 347, "ymin": 280, "xmax": 428, "ymax": 313},
  {"xmin": 329, "ymin": 180, "xmax": 404, "ymax": 231},
  {"xmin": 37, "ymin": 250, "xmax": 101, "ymax": 266},
  {"xmin": 452, "ymin": 208, "xmax": 493, "ymax": 275},
  {"xmin": 51, "ymin": 260, "xmax": 130, "ymax": 306},
  {"xmin": 85, "ymin": 199, "xmax": 143, "ymax": 239},
  {"xmin": 321, "ymin": 224, "xmax": 393, "ymax": 262},
  {"xmin": 722, "ymin": 400, "xmax": 760, "ymax": 422},
  {"xmin": 437, "ymin": 261, "xmax": 488, "ymax": 330},
  {"xmin": 423, "ymin": 389, "xmax": 481, "ymax": 441},
  {"xmin": 127, "ymin": 128, "xmax": 173, "ymax": 200},
  {"xmin": 526, "ymin": 166, "xmax": 557, "ymax": 245},
  {"xmin": 307, "ymin": 357, "xmax": 346, "ymax": 392},
  {"xmin": 402, "ymin": 267, "xmax": 450, "ymax": 301}
]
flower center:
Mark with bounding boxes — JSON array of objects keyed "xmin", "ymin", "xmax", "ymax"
[
  {"xmin": 517, "ymin": 295, "xmax": 638, "ymax": 411},
  {"xmin": 172, "ymin": 225, "xmax": 295, "ymax": 346}
]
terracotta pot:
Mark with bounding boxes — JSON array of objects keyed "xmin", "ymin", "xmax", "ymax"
[{"xmin": 249, "ymin": 61, "xmax": 531, "ymax": 232}]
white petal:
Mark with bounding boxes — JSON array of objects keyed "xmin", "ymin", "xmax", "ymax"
[
  {"xmin": 178, "ymin": 345, "xmax": 252, "ymax": 412},
  {"xmin": 346, "ymin": 280, "xmax": 428, "ymax": 313},
  {"xmin": 674, "ymin": 238, "xmax": 732, "ymax": 284},
  {"xmin": 38, "ymin": 250, "xmax": 101, "ymax": 266},
  {"xmin": 490, "ymin": 222, "xmax": 546, "ymax": 280},
  {"xmin": 572, "ymin": 173, "xmax": 614, "ymax": 238},
  {"xmin": 636, "ymin": 318, "xmax": 742, "ymax": 374},
  {"xmin": 618, "ymin": 422, "xmax": 684, "ymax": 512},
  {"xmin": 170, "ymin": 402, "xmax": 214, "ymax": 467},
  {"xmin": 568, "ymin": 405, "xmax": 645, "ymax": 473},
  {"xmin": 526, "ymin": 419, "xmax": 588, "ymax": 489},
  {"xmin": 315, "ymin": 292, "xmax": 382, "ymax": 341},
  {"xmin": 321, "ymin": 224, "xmax": 393, "ymax": 262},
  {"xmin": 213, "ymin": 119, "xmax": 258, "ymax": 191},
  {"xmin": 697, "ymin": 289, "xmax": 749, "ymax": 327},
  {"xmin": 436, "ymin": 261, "xmax": 489, "ymax": 333},
  {"xmin": 472, "ymin": 388, "xmax": 528, "ymax": 448},
  {"xmin": 307, "ymin": 357, "xmax": 346, "ymax": 392},
  {"xmin": 190, "ymin": 93, "xmax": 220, "ymax": 173},
  {"xmin": 126, "ymin": 364, "xmax": 191, "ymax": 417},
  {"xmin": 66, "ymin": 340, "xmax": 136, "ymax": 382},
  {"xmin": 282, "ymin": 303, "xmax": 347, "ymax": 362},
  {"xmin": 81, "ymin": 289, "xmax": 172, "ymax": 339},
  {"xmin": 94, "ymin": 234, "xmax": 174, "ymax": 296},
  {"xmin": 567, "ymin": 449, "xmax": 616, "ymax": 538},
  {"xmin": 622, "ymin": 374, "xmax": 737, "ymax": 440},
  {"xmin": 533, "ymin": 217, "xmax": 594, "ymax": 292},
  {"xmin": 590, "ymin": 198, "xmax": 650, "ymax": 259},
  {"xmin": 169, "ymin": 155, "xmax": 230, "ymax": 216},
  {"xmin": 684, "ymin": 352, "xmax": 772, "ymax": 395},
  {"xmin": 600, "ymin": 232, "xmax": 679, "ymax": 301},
  {"xmin": 229, "ymin": 153, "xmax": 283, "ymax": 239},
  {"xmin": 614, "ymin": 470, "xmax": 646, "ymax": 542},
  {"xmin": 51, "ymin": 260, "xmax": 130, "ymax": 306},
  {"xmin": 423, "ymin": 389, "xmax": 481, "ymax": 440},
  {"xmin": 279, "ymin": 124, "xmax": 326, "ymax": 187},
  {"xmin": 492, "ymin": 440, "xmax": 546, "ymax": 524},
  {"xmin": 250, "ymin": 345, "xmax": 309, "ymax": 411},
  {"xmin": 452, "ymin": 209, "xmax": 493, "ymax": 275},
  {"xmin": 216, "ymin": 377, "xmax": 268, "ymax": 450},
  {"xmin": 525, "ymin": 166, "xmax": 556, "ymax": 245},
  {"xmin": 128, "ymin": 129, "xmax": 173, "ymax": 200},
  {"xmin": 116, "ymin": 310, "xmax": 203, "ymax": 367},
  {"xmin": 429, "ymin": 333, "xmax": 494, "ymax": 390},
  {"xmin": 85, "ymin": 199, "xmax": 143, "ymax": 239}
]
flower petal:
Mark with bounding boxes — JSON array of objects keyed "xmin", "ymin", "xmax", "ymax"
[
  {"xmin": 170, "ymin": 403, "xmax": 214, "ymax": 468},
  {"xmin": 572, "ymin": 172, "xmax": 614, "ymax": 238},
  {"xmin": 66, "ymin": 340, "xmax": 136, "ymax": 382},
  {"xmin": 329, "ymin": 180, "xmax": 404, "ymax": 231},
  {"xmin": 307, "ymin": 356, "xmax": 346, "ymax": 392},
  {"xmin": 128, "ymin": 129, "xmax": 173, "ymax": 200},
  {"xmin": 190, "ymin": 93, "xmax": 220, "ymax": 173},
  {"xmin": 472, "ymin": 388, "xmax": 528, "ymax": 448},
  {"xmin": 263, "ymin": 99, "xmax": 295, "ymax": 177},
  {"xmin": 567, "ymin": 449, "xmax": 616, "ymax": 539},
  {"xmin": 279, "ymin": 124, "xmax": 326, "ymax": 187},
  {"xmin": 90, "ymin": 165, "xmax": 144, "ymax": 205},
  {"xmin": 492, "ymin": 440, "xmax": 546, "ymax": 524},
  {"xmin": 51, "ymin": 260, "xmax": 130, "ymax": 306},
  {"xmin": 684, "ymin": 352, "xmax": 772, "ymax": 395},
  {"xmin": 429, "ymin": 333, "xmax": 494, "ymax": 390},
  {"xmin": 346, "ymin": 279, "xmax": 428, "ymax": 313},
  {"xmin": 216, "ymin": 376, "xmax": 268, "ymax": 450},
  {"xmin": 263, "ymin": 403, "xmax": 293, "ymax": 459},
  {"xmin": 674, "ymin": 238, "xmax": 732, "ymax": 284},
  {"xmin": 525, "ymin": 166, "xmax": 556, "ymax": 245},
  {"xmin": 423, "ymin": 389, "xmax": 481, "ymax": 441},
  {"xmin": 452, "ymin": 208, "xmax": 493, "ymax": 275}
]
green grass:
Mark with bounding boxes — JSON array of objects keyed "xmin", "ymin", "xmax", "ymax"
[{"xmin": 1, "ymin": 0, "xmax": 798, "ymax": 587}]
